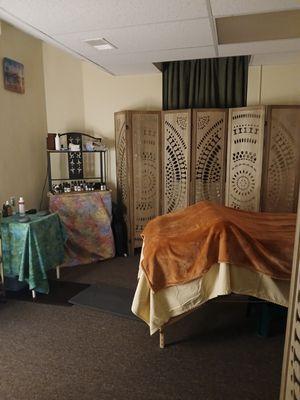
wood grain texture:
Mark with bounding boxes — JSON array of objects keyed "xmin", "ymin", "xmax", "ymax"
[
  {"xmin": 279, "ymin": 186, "xmax": 300, "ymax": 400},
  {"xmin": 115, "ymin": 111, "xmax": 161, "ymax": 253},
  {"xmin": 131, "ymin": 111, "xmax": 161, "ymax": 247},
  {"xmin": 162, "ymin": 109, "xmax": 191, "ymax": 214},
  {"xmin": 262, "ymin": 105, "xmax": 300, "ymax": 213},
  {"xmin": 226, "ymin": 106, "xmax": 265, "ymax": 211},
  {"xmin": 114, "ymin": 111, "xmax": 133, "ymax": 254},
  {"xmin": 191, "ymin": 108, "xmax": 228, "ymax": 205}
]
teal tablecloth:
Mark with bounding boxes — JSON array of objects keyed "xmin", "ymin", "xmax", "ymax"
[{"xmin": 0, "ymin": 213, "xmax": 66, "ymax": 293}]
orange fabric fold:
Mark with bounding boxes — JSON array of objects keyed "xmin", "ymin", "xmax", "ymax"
[{"xmin": 141, "ymin": 201, "xmax": 296, "ymax": 292}]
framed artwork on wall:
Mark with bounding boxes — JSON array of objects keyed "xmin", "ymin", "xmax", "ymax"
[{"xmin": 2, "ymin": 57, "xmax": 25, "ymax": 94}]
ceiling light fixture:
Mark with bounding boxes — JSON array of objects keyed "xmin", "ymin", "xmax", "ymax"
[{"xmin": 84, "ymin": 38, "xmax": 117, "ymax": 50}]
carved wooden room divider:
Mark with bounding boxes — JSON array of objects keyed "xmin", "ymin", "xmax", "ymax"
[
  {"xmin": 280, "ymin": 185, "xmax": 300, "ymax": 400},
  {"xmin": 262, "ymin": 105, "xmax": 300, "ymax": 213},
  {"xmin": 116, "ymin": 105, "xmax": 300, "ymax": 252},
  {"xmin": 161, "ymin": 109, "xmax": 192, "ymax": 214},
  {"xmin": 226, "ymin": 106, "xmax": 265, "ymax": 211},
  {"xmin": 191, "ymin": 108, "xmax": 228, "ymax": 205},
  {"xmin": 162, "ymin": 108, "xmax": 228, "ymax": 214},
  {"xmin": 114, "ymin": 111, "xmax": 161, "ymax": 256},
  {"xmin": 226, "ymin": 105, "xmax": 300, "ymax": 212}
]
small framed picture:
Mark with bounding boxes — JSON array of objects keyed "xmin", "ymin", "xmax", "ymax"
[{"xmin": 3, "ymin": 57, "xmax": 25, "ymax": 94}]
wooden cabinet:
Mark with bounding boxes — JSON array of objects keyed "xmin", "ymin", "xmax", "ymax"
[{"xmin": 115, "ymin": 111, "xmax": 161, "ymax": 255}]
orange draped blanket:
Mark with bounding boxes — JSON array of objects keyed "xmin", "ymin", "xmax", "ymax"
[{"xmin": 141, "ymin": 201, "xmax": 296, "ymax": 292}]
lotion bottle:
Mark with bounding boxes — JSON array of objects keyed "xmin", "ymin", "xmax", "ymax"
[
  {"xmin": 55, "ymin": 134, "xmax": 61, "ymax": 151},
  {"xmin": 18, "ymin": 197, "xmax": 25, "ymax": 216}
]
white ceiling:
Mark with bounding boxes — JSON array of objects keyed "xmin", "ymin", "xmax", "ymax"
[{"xmin": 0, "ymin": 0, "xmax": 300, "ymax": 75}]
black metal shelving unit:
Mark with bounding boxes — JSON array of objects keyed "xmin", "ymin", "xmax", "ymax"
[{"xmin": 47, "ymin": 149, "xmax": 108, "ymax": 192}]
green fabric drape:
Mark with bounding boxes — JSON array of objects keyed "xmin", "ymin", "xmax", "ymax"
[
  {"xmin": 1, "ymin": 213, "xmax": 66, "ymax": 293},
  {"xmin": 163, "ymin": 56, "xmax": 250, "ymax": 110}
]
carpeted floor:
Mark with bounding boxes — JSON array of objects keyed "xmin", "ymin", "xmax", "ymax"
[{"xmin": 0, "ymin": 255, "xmax": 285, "ymax": 400}]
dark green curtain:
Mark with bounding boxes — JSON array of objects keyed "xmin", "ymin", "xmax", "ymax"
[{"xmin": 163, "ymin": 56, "xmax": 250, "ymax": 110}]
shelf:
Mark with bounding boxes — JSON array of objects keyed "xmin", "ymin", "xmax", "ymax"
[
  {"xmin": 48, "ymin": 190, "xmax": 110, "ymax": 196},
  {"xmin": 47, "ymin": 150, "xmax": 106, "ymax": 153},
  {"xmin": 47, "ymin": 148, "xmax": 108, "ymax": 191},
  {"xmin": 51, "ymin": 177, "xmax": 103, "ymax": 181}
]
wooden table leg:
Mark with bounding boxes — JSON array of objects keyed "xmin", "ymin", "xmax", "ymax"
[
  {"xmin": 0, "ymin": 262, "xmax": 4, "ymax": 286},
  {"xmin": 159, "ymin": 329, "xmax": 165, "ymax": 349}
]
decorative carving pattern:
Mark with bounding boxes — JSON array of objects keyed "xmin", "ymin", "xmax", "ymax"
[
  {"xmin": 194, "ymin": 109, "xmax": 227, "ymax": 204},
  {"xmin": 226, "ymin": 107, "xmax": 265, "ymax": 211},
  {"xmin": 262, "ymin": 107, "xmax": 300, "ymax": 212},
  {"xmin": 163, "ymin": 111, "xmax": 191, "ymax": 214},
  {"xmin": 115, "ymin": 111, "xmax": 161, "ymax": 253},
  {"xmin": 132, "ymin": 113, "xmax": 160, "ymax": 247},
  {"xmin": 280, "ymin": 191, "xmax": 300, "ymax": 399},
  {"xmin": 115, "ymin": 112, "xmax": 130, "ymax": 230},
  {"xmin": 67, "ymin": 133, "xmax": 83, "ymax": 179}
]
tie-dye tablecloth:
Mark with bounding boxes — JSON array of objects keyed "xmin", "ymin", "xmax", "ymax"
[
  {"xmin": 49, "ymin": 191, "xmax": 115, "ymax": 266},
  {"xmin": 1, "ymin": 213, "xmax": 66, "ymax": 293}
]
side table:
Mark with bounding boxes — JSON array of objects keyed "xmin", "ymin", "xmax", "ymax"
[
  {"xmin": 0, "ymin": 212, "xmax": 66, "ymax": 297},
  {"xmin": 49, "ymin": 191, "xmax": 115, "ymax": 273}
]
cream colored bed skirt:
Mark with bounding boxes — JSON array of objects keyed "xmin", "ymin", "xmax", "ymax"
[{"xmin": 131, "ymin": 257, "xmax": 290, "ymax": 335}]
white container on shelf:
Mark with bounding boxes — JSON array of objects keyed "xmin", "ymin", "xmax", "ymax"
[
  {"xmin": 18, "ymin": 197, "xmax": 25, "ymax": 216},
  {"xmin": 55, "ymin": 134, "xmax": 61, "ymax": 151}
]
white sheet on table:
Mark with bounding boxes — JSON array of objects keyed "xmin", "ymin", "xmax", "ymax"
[{"xmin": 131, "ymin": 256, "xmax": 290, "ymax": 335}]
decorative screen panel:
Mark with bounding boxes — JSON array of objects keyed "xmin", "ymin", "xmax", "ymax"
[
  {"xmin": 162, "ymin": 110, "xmax": 191, "ymax": 214},
  {"xmin": 192, "ymin": 109, "xmax": 227, "ymax": 205},
  {"xmin": 67, "ymin": 133, "xmax": 83, "ymax": 179},
  {"xmin": 226, "ymin": 107, "xmax": 265, "ymax": 211},
  {"xmin": 279, "ymin": 188, "xmax": 300, "ymax": 400},
  {"xmin": 131, "ymin": 112, "xmax": 161, "ymax": 247},
  {"xmin": 262, "ymin": 106, "xmax": 300, "ymax": 213},
  {"xmin": 114, "ymin": 112, "xmax": 131, "ymax": 242}
]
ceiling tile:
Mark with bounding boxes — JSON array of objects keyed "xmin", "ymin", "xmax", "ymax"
[
  {"xmin": 2, "ymin": 0, "xmax": 300, "ymax": 75},
  {"xmin": 218, "ymin": 38, "xmax": 300, "ymax": 57},
  {"xmin": 216, "ymin": 10, "xmax": 300, "ymax": 44},
  {"xmin": 92, "ymin": 46, "xmax": 216, "ymax": 65},
  {"xmin": 211, "ymin": 0, "xmax": 300, "ymax": 17},
  {"xmin": 56, "ymin": 18, "xmax": 213, "ymax": 53},
  {"xmin": 99, "ymin": 62, "xmax": 159, "ymax": 75},
  {"xmin": 0, "ymin": 0, "xmax": 209, "ymax": 34},
  {"xmin": 251, "ymin": 52, "xmax": 300, "ymax": 65}
]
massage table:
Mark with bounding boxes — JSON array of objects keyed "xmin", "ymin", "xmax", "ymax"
[{"xmin": 131, "ymin": 202, "xmax": 294, "ymax": 347}]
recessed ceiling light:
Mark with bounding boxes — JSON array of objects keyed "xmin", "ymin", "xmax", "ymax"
[{"xmin": 84, "ymin": 38, "xmax": 117, "ymax": 50}]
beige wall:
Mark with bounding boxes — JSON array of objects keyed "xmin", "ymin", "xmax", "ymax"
[
  {"xmin": 247, "ymin": 64, "xmax": 300, "ymax": 105},
  {"xmin": 42, "ymin": 43, "xmax": 85, "ymax": 133},
  {"xmin": 0, "ymin": 22, "xmax": 48, "ymax": 209},
  {"xmin": 82, "ymin": 61, "xmax": 162, "ymax": 193}
]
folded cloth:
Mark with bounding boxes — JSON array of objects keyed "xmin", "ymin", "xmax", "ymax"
[{"xmin": 141, "ymin": 201, "xmax": 296, "ymax": 292}]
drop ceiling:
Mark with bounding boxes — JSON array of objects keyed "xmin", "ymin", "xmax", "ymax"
[{"xmin": 0, "ymin": 0, "xmax": 300, "ymax": 75}]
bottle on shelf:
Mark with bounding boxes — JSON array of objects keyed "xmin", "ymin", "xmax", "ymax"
[
  {"xmin": 2, "ymin": 203, "xmax": 8, "ymax": 217},
  {"xmin": 9, "ymin": 196, "xmax": 16, "ymax": 214},
  {"xmin": 55, "ymin": 134, "xmax": 61, "ymax": 151},
  {"xmin": 18, "ymin": 197, "xmax": 26, "ymax": 216},
  {"xmin": 5, "ymin": 201, "xmax": 13, "ymax": 216}
]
